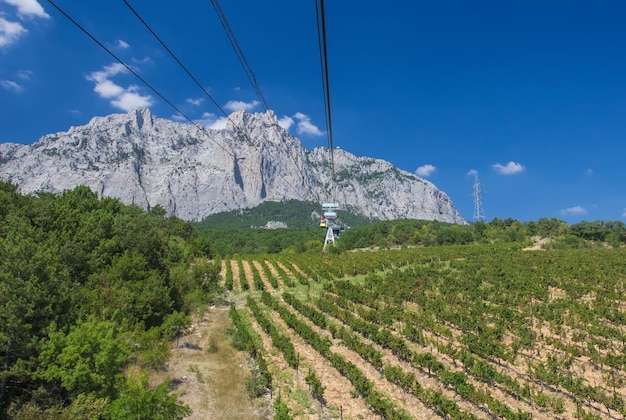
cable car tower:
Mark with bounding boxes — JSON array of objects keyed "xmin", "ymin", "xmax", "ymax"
[
  {"xmin": 321, "ymin": 202, "xmax": 339, "ymax": 251},
  {"xmin": 316, "ymin": 0, "xmax": 342, "ymax": 252}
]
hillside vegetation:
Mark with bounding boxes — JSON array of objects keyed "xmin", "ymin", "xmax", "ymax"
[
  {"xmin": 3, "ymin": 182, "xmax": 626, "ymax": 419},
  {"xmin": 197, "ymin": 199, "xmax": 372, "ymax": 229},
  {"xmin": 0, "ymin": 182, "xmax": 221, "ymax": 419},
  {"xmin": 198, "ymin": 198, "xmax": 626, "ymax": 255}
]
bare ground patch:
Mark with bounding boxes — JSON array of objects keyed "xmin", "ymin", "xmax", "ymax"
[
  {"xmin": 153, "ymin": 305, "xmax": 271, "ymax": 420},
  {"xmin": 230, "ymin": 260, "xmax": 242, "ymax": 292},
  {"xmin": 275, "ymin": 261, "xmax": 298, "ymax": 282},
  {"xmin": 253, "ymin": 260, "xmax": 275, "ymax": 291},
  {"xmin": 523, "ymin": 236, "xmax": 552, "ymax": 251},
  {"xmin": 218, "ymin": 260, "xmax": 227, "ymax": 288},
  {"xmin": 289, "ymin": 262, "xmax": 309, "ymax": 278},
  {"xmin": 264, "ymin": 260, "xmax": 288, "ymax": 288},
  {"xmin": 241, "ymin": 260, "xmax": 256, "ymax": 291}
]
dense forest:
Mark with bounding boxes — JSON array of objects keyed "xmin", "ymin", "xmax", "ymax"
[
  {"xmin": 0, "ymin": 182, "xmax": 221, "ymax": 419},
  {"xmin": 3, "ymin": 183, "xmax": 626, "ymax": 418},
  {"xmin": 198, "ymin": 199, "xmax": 626, "ymax": 255},
  {"xmin": 196, "ymin": 199, "xmax": 372, "ymax": 229}
]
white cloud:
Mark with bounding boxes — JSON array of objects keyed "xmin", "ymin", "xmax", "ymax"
[
  {"xmin": 0, "ymin": 1, "xmax": 48, "ymax": 48},
  {"xmin": 294, "ymin": 112, "xmax": 323, "ymax": 136},
  {"xmin": 0, "ymin": 79, "xmax": 22, "ymax": 91},
  {"xmin": 186, "ymin": 97, "xmax": 204, "ymax": 106},
  {"xmin": 278, "ymin": 115, "xmax": 294, "ymax": 130},
  {"xmin": 585, "ymin": 168, "xmax": 593, "ymax": 176},
  {"xmin": 131, "ymin": 56, "xmax": 151, "ymax": 64},
  {"xmin": 0, "ymin": 16, "xmax": 27, "ymax": 47},
  {"xmin": 110, "ymin": 87, "xmax": 153, "ymax": 110},
  {"xmin": 87, "ymin": 62, "xmax": 127, "ymax": 83},
  {"xmin": 16, "ymin": 69, "xmax": 32, "ymax": 80},
  {"xmin": 115, "ymin": 39, "xmax": 129, "ymax": 49},
  {"xmin": 86, "ymin": 63, "xmax": 153, "ymax": 111},
  {"xmin": 467, "ymin": 169, "xmax": 478, "ymax": 176},
  {"xmin": 623, "ymin": 209, "xmax": 626, "ymax": 218},
  {"xmin": 192, "ymin": 112, "xmax": 215, "ymax": 126},
  {"xmin": 178, "ymin": 107, "xmax": 318, "ymax": 134},
  {"xmin": 187, "ymin": 112, "xmax": 216, "ymax": 127},
  {"xmin": 224, "ymin": 99, "xmax": 259, "ymax": 112},
  {"xmin": 93, "ymin": 79, "xmax": 125, "ymax": 98},
  {"xmin": 4, "ymin": 0, "xmax": 50, "ymax": 19},
  {"xmin": 492, "ymin": 161, "xmax": 525, "ymax": 175},
  {"xmin": 273, "ymin": 112, "xmax": 321, "ymax": 135},
  {"xmin": 87, "ymin": 64, "xmax": 126, "ymax": 98},
  {"xmin": 415, "ymin": 164, "xmax": 436, "ymax": 177},
  {"xmin": 560, "ymin": 206, "xmax": 587, "ymax": 215},
  {"xmin": 209, "ymin": 116, "xmax": 228, "ymax": 130},
  {"xmin": 178, "ymin": 112, "xmax": 227, "ymax": 130}
]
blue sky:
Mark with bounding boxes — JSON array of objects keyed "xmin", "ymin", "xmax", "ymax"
[{"xmin": 1, "ymin": 0, "xmax": 625, "ymax": 223}]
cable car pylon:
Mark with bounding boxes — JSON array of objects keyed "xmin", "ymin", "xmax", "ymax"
[
  {"xmin": 316, "ymin": 0, "xmax": 342, "ymax": 252},
  {"xmin": 321, "ymin": 202, "xmax": 339, "ymax": 252}
]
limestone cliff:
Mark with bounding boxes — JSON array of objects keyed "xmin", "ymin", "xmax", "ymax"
[{"xmin": 0, "ymin": 108, "xmax": 465, "ymax": 223}]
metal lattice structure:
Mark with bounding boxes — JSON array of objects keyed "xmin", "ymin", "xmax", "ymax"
[{"xmin": 472, "ymin": 173, "xmax": 485, "ymax": 222}]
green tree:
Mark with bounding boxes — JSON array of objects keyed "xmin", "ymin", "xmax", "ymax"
[
  {"xmin": 0, "ymin": 227, "xmax": 74, "ymax": 416},
  {"xmin": 106, "ymin": 371, "xmax": 190, "ymax": 420},
  {"xmin": 570, "ymin": 220, "xmax": 607, "ymax": 241},
  {"xmin": 38, "ymin": 318, "xmax": 131, "ymax": 398},
  {"xmin": 536, "ymin": 217, "xmax": 569, "ymax": 237},
  {"xmin": 85, "ymin": 251, "xmax": 173, "ymax": 328},
  {"xmin": 150, "ymin": 204, "xmax": 167, "ymax": 218}
]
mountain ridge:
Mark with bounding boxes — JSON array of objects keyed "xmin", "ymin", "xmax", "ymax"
[{"xmin": 0, "ymin": 108, "xmax": 466, "ymax": 224}]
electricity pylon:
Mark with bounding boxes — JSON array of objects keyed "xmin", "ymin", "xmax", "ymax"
[{"xmin": 472, "ymin": 173, "xmax": 485, "ymax": 222}]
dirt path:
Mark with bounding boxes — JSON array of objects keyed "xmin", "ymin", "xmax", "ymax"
[
  {"xmin": 522, "ymin": 236, "xmax": 551, "ymax": 251},
  {"xmin": 218, "ymin": 260, "xmax": 227, "ymax": 288},
  {"xmin": 153, "ymin": 305, "xmax": 271, "ymax": 420},
  {"xmin": 228, "ymin": 260, "xmax": 240, "ymax": 292},
  {"xmin": 275, "ymin": 261, "xmax": 298, "ymax": 284},
  {"xmin": 264, "ymin": 260, "xmax": 288, "ymax": 289},
  {"xmin": 289, "ymin": 262, "xmax": 309, "ymax": 278},
  {"xmin": 253, "ymin": 260, "xmax": 275, "ymax": 291},
  {"xmin": 241, "ymin": 260, "xmax": 256, "ymax": 291}
]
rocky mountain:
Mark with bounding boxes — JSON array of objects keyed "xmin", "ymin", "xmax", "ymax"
[{"xmin": 0, "ymin": 108, "xmax": 466, "ymax": 223}]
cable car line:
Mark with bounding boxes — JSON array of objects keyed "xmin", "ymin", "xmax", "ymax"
[
  {"xmin": 121, "ymin": 0, "xmax": 226, "ymax": 117},
  {"xmin": 204, "ymin": 0, "xmax": 319, "ymax": 202},
  {"xmin": 47, "ymin": 0, "xmax": 313, "ymax": 207},
  {"xmin": 209, "ymin": 0, "xmax": 270, "ymax": 112},
  {"xmin": 315, "ymin": 0, "xmax": 336, "ymax": 186},
  {"xmin": 122, "ymin": 0, "xmax": 317, "ymax": 203},
  {"xmin": 46, "ymin": 1, "xmax": 197, "ymax": 129},
  {"xmin": 315, "ymin": 0, "xmax": 343, "ymax": 251}
]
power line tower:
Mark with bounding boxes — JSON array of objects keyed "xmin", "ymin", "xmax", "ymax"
[{"xmin": 472, "ymin": 173, "xmax": 485, "ymax": 222}]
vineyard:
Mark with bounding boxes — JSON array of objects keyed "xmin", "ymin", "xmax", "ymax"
[{"xmin": 221, "ymin": 244, "xmax": 626, "ymax": 419}]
